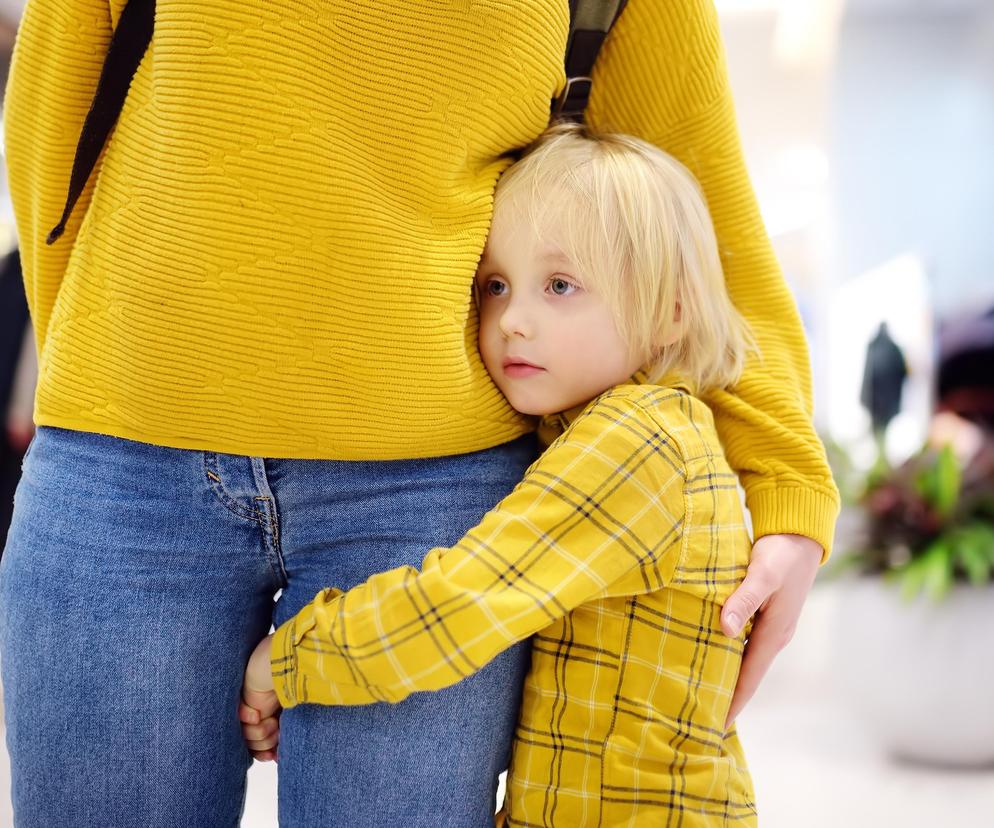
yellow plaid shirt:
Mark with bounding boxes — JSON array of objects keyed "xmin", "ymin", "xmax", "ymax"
[{"xmin": 272, "ymin": 383, "xmax": 757, "ymax": 826}]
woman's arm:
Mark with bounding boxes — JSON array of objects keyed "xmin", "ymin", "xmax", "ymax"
[
  {"xmin": 5, "ymin": 0, "xmax": 114, "ymax": 354},
  {"xmin": 586, "ymin": 0, "xmax": 839, "ymax": 724},
  {"xmin": 586, "ymin": 0, "xmax": 840, "ymax": 555}
]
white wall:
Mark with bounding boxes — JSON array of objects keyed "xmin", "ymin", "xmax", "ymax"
[
  {"xmin": 830, "ymin": 8, "xmax": 994, "ymax": 317},
  {"xmin": 719, "ymin": 2, "xmax": 994, "ymax": 442}
]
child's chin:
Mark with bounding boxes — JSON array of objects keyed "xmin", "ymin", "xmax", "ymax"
[
  {"xmin": 508, "ymin": 398, "xmax": 556, "ymax": 417},
  {"xmin": 498, "ymin": 385, "xmax": 563, "ymax": 417}
]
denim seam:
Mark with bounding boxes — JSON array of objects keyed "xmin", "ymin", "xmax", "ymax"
[
  {"xmin": 253, "ymin": 494, "xmax": 289, "ymax": 589},
  {"xmin": 202, "ymin": 453, "xmax": 266, "ymax": 523},
  {"xmin": 250, "ymin": 457, "xmax": 289, "ymax": 589}
]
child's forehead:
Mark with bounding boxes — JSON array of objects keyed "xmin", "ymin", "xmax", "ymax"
[
  {"xmin": 479, "ymin": 237, "xmax": 570, "ymax": 266},
  {"xmin": 539, "ymin": 246, "xmax": 571, "ymax": 263},
  {"xmin": 486, "ymin": 201, "xmax": 572, "ymax": 259}
]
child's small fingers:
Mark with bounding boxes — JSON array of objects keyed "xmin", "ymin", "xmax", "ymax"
[
  {"xmin": 247, "ymin": 730, "xmax": 280, "ymax": 752},
  {"xmin": 242, "ymin": 724, "xmax": 264, "ymax": 741},
  {"xmin": 238, "ymin": 703, "xmax": 261, "ymax": 725},
  {"xmin": 242, "ymin": 717, "xmax": 279, "ymax": 741},
  {"xmin": 242, "ymin": 687, "xmax": 282, "ymax": 720},
  {"xmin": 244, "ymin": 720, "xmax": 280, "ymax": 747}
]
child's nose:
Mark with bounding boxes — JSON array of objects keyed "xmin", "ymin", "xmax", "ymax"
[{"xmin": 498, "ymin": 303, "xmax": 533, "ymax": 339}]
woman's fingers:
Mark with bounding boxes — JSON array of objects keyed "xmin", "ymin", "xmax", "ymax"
[
  {"xmin": 721, "ymin": 534, "xmax": 822, "ymax": 728},
  {"xmin": 720, "ymin": 559, "xmax": 778, "ymax": 637},
  {"xmin": 724, "ymin": 608, "xmax": 789, "ymax": 727}
]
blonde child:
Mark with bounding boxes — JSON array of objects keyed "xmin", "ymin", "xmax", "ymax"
[{"xmin": 241, "ymin": 122, "xmax": 758, "ymax": 826}]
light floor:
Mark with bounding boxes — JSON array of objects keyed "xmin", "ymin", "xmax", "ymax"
[{"xmin": 3, "ymin": 584, "xmax": 993, "ymax": 827}]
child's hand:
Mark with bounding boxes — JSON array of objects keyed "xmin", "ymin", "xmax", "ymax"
[{"xmin": 239, "ymin": 633, "xmax": 282, "ymax": 762}]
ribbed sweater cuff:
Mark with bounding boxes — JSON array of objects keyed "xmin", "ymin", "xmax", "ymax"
[{"xmin": 747, "ymin": 485, "xmax": 840, "ymax": 564}]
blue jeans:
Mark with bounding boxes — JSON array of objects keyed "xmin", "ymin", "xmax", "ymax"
[{"xmin": 0, "ymin": 426, "xmax": 536, "ymax": 827}]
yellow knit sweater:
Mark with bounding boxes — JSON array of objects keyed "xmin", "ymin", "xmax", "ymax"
[{"xmin": 4, "ymin": 0, "xmax": 839, "ymax": 553}]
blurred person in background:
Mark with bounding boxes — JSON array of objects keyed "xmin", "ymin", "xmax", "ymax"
[{"xmin": 0, "ymin": 1, "xmax": 838, "ymax": 825}]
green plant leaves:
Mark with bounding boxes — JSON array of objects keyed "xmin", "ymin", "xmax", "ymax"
[
  {"xmin": 844, "ymin": 433, "xmax": 994, "ymax": 599},
  {"xmin": 952, "ymin": 521, "xmax": 994, "ymax": 586},
  {"xmin": 934, "ymin": 444, "xmax": 962, "ymax": 518},
  {"xmin": 896, "ymin": 539, "xmax": 953, "ymax": 602},
  {"xmin": 914, "ymin": 444, "xmax": 961, "ymax": 518},
  {"xmin": 893, "ymin": 521, "xmax": 994, "ymax": 600}
]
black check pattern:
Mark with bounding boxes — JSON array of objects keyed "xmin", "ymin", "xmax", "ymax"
[{"xmin": 273, "ymin": 384, "xmax": 757, "ymax": 826}]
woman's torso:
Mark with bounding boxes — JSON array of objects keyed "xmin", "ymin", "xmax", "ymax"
[{"xmin": 16, "ymin": 0, "xmax": 572, "ymax": 458}]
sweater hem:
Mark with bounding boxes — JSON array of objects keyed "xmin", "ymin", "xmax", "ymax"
[{"xmin": 31, "ymin": 410, "xmax": 535, "ymax": 462}]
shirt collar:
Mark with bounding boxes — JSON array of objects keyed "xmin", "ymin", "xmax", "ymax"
[{"xmin": 536, "ymin": 369, "xmax": 691, "ymax": 445}]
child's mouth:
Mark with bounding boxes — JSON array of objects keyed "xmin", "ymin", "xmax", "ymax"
[{"xmin": 503, "ymin": 359, "xmax": 545, "ymax": 378}]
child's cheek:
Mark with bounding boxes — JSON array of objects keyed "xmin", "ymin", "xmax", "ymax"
[{"xmin": 477, "ymin": 315, "xmax": 502, "ymax": 373}]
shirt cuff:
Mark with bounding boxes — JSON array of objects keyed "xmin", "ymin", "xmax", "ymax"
[
  {"xmin": 746, "ymin": 484, "xmax": 840, "ymax": 563},
  {"xmin": 271, "ymin": 589, "xmax": 393, "ymax": 708},
  {"xmin": 271, "ymin": 609, "xmax": 314, "ymax": 709}
]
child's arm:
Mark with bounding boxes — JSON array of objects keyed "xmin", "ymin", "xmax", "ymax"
[
  {"xmin": 587, "ymin": 0, "xmax": 840, "ymax": 554},
  {"xmin": 269, "ymin": 395, "xmax": 687, "ymax": 709}
]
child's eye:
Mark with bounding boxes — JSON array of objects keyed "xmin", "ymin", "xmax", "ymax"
[
  {"xmin": 483, "ymin": 278, "xmax": 507, "ymax": 297},
  {"xmin": 548, "ymin": 277, "xmax": 578, "ymax": 296}
]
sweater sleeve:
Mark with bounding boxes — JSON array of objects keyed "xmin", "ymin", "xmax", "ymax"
[
  {"xmin": 271, "ymin": 400, "xmax": 686, "ymax": 708},
  {"xmin": 585, "ymin": 0, "xmax": 839, "ymax": 558},
  {"xmin": 4, "ymin": 0, "xmax": 116, "ymax": 357}
]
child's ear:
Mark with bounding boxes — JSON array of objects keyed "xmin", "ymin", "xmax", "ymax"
[{"xmin": 656, "ymin": 302, "xmax": 683, "ymax": 349}]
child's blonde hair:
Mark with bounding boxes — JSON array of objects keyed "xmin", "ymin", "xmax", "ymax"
[{"xmin": 494, "ymin": 121, "xmax": 756, "ymax": 392}]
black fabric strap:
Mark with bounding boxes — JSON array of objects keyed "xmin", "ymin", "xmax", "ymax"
[
  {"xmin": 46, "ymin": 0, "xmax": 155, "ymax": 245},
  {"xmin": 554, "ymin": 0, "xmax": 629, "ymax": 122},
  {"xmin": 47, "ymin": 0, "xmax": 620, "ymax": 245}
]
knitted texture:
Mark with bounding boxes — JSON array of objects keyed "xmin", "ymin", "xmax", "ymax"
[{"xmin": 5, "ymin": 0, "xmax": 839, "ymax": 552}]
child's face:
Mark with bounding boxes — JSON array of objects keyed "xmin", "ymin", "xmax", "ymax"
[{"xmin": 476, "ymin": 202, "xmax": 643, "ymax": 416}]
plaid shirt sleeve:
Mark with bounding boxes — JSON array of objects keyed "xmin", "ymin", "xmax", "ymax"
[{"xmin": 271, "ymin": 394, "xmax": 688, "ymax": 708}]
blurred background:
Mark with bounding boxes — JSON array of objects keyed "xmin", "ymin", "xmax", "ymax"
[
  {"xmin": 714, "ymin": 1, "xmax": 994, "ymax": 825},
  {"xmin": 0, "ymin": 0, "xmax": 993, "ymax": 825}
]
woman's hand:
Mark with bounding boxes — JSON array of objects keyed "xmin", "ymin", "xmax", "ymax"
[
  {"xmin": 239, "ymin": 633, "xmax": 282, "ymax": 762},
  {"xmin": 720, "ymin": 533, "xmax": 823, "ymax": 728}
]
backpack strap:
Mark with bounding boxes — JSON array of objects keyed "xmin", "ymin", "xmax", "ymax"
[
  {"xmin": 552, "ymin": 0, "xmax": 629, "ymax": 122},
  {"xmin": 46, "ymin": 0, "xmax": 155, "ymax": 245},
  {"xmin": 46, "ymin": 1, "xmax": 626, "ymax": 245}
]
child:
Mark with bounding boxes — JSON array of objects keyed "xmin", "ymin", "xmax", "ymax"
[{"xmin": 242, "ymin": 122, "xmax": 758, "ymax": 826}]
